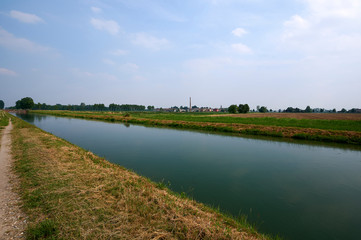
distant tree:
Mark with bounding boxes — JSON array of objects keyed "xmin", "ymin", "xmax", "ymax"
[
  {"xmin": 332, "ymin": 108, "xmax": 336, "ymax": 113},
  {"xmin": 192, "ymin": 105, "xmax": 198, "ymax": 109},
  {"xmin": 340, "ymin": 108, "xmax": 347, "ymax": 113},
  {"xmin": 80, "ymin": 102, "xmax": 86, "ymax": 110},
  {"xmin": 320, "ymin": 108, "xmax": 324, "ymax": 113},
  {"xmin": 15, "ymin": 100, "xmax": 21, "ymax": 109},
  {"xmin": 228, "ymin": 104, "xmax": 238, "ymax": 113},
  {"xmin": 93, "ymin": 103, "xmax": 106, "ymax": 111},
  {"xmin": 305, "ymin": 106, "xmax": 312, "ymax": 113},
  {"xmin": 0, "ymin": 100, "xmax": 4, "ymax": 109},
  {"xmin": 238, "ymin": 104, "xmax": 250, "ymax": 113},
  {"xmin": 15, "ymin": 97, "xmax": 34, "ymax": 109},
  {"xmin": 259, "ymin": 106, "xmax": 268, "ymax": 113},
  {"xmin": 147, "ymin": 106, "xmax": 155, "ymax": 111}
]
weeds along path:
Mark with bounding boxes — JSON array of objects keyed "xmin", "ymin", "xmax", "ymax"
[{"xmin": 0, "ymin": 120, "xmax": 26, "ymax": 239}]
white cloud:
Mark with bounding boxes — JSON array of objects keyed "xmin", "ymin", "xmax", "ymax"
[
  {"xmin": 0, "ymin": 67, "xmax": 17, "ymax": 76},
  {"xmin": 132, "ymin": 33, "xmax": 169, "ymax": 50},
  {"xmin": 305, "ymin": 0, "xmax": 361, "ymax": 19},
  {"xmin": 91, "ymin": 7, "xmax": 102, "ymax": 14},
  {"xmin": 110, "ymin": 49, "xmax": 127, "ymax": 56},
  {"xmin": 232, "ymin": 28, "xmax": 247, "ymax": 37},
  {"xmin": 282, "ymin": 15, "xmax": 310, "ymax": 40},
  {"xmin": 90, "ymin": 18, "xmax": 120, "ymax": 35},
  {"xmin": 0, "ymin": 27, "xmax": 51, "ymax": 53},
  {"xmin": 282, "ymin": 0, "xmax": 361, "ymax": 54},
  {"xmin": 10, "ymin": 10, "xmax": 43, "ymax": 24},
  {"xmin": 231, "ymin": 43, "xmax": 252, "ymax": 54}
]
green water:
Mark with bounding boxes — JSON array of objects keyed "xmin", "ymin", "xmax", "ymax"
[{"xmin": 16, "ymin": 113, "xmax": 361, "ymax": 240}]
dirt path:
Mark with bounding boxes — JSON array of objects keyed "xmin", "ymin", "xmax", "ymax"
[{"xmin": 0, "ymin": 120, "xmax": 26, "ymax": 239}]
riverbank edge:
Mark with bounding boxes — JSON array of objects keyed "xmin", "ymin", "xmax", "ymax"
[
  {"xmin": 31, "ymin": 110, "xmax": 361, "ymax": 145},
  {"xmin": 8, "ymin": 113, "xmax": 276, "ymax": 239}
]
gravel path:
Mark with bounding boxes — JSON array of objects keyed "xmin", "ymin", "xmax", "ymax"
[{"xmin": 0, "ymin": 120, "xmax": 26, "ymax": 239}]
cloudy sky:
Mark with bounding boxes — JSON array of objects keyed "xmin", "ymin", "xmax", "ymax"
[{"xmin": 0, "ymin": 0, "xmax": 360, "ymax": 110}]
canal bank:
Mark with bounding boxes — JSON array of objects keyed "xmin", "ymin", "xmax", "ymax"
[
  {"xmin": 30, "ymin": 110, "xmax": 361, "ymax": 145},
  {"xmin": 8, "ymin": 113, "xmax": 269, "ymax": 239}
]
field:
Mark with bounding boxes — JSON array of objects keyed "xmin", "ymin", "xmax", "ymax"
[
  {"xmin": 30, "ymin": 110, "xmax": 361, "ymax": 145},
  {"xmin": 213, "ymin": 113, "xmax": 361, "ymax": 120},
  {"xmin": 9, "ymin": 114, "xmax": 272, "ymax": 239}
]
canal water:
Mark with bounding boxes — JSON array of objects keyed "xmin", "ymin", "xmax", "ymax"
[{"xmin": 16, "ymin": 114, "xmax": 361, "ymax": 240}]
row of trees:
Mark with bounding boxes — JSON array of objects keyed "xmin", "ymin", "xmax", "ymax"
[
  {"xmin": 9, "ymin": 97, "xmax": 148, "ymax": 111},
  {"xmin": 0, "ymin": 100, "xmax": 4, "ymax": 109},
  {"xmin": 228, "ymin": 104, "xmax": 360, "ymax": 113},
  {"xmin": 228, "ymin": 104, "xmax": 250, "ymax": 113}
]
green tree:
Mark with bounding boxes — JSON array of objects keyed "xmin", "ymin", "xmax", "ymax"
[
  {"xmin": 305, "ymin": 106, "xmax": 312, "ymax": 113},
  {"xmin": 0, "ymin": 100, "xmax": 4, "ymax": 109},
  {"xmin": 80, "ymin": 102, "xmax": 86, "ymax": 110},
  {"xmin": 228, "ymin": 104, "xmax": 238, "ymax": 113},
  {"xmin": 238, "ymin": 104, "xmax": 250, "ymax": 113},
  {"xmin": 259, "ymin": 106, "xmax": 268, "ymax": 113},
  {"xmin": 16, "ymin": 97, "xmax": 34, "ymax": 109}
]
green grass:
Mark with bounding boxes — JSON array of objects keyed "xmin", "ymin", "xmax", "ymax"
[
  {"xmin": 0, "ymin": 110, "xmax": 9, "ymax": 127},
  {"xmin": 32, "ymin": 110, "xmax": 361, "ymax": 132},
  {"xmin": 129, "ymin": 112, "xmax": 361, "ymax": 132}
]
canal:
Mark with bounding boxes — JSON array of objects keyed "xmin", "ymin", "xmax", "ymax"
[{"xmin": 16, "ymin": 113, "xmax": 361, "ymax": 240}]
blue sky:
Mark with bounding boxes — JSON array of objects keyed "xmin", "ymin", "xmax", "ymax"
[{"xmin": 1, "ymin": 0, "xmax": 360, "ymax": 110}]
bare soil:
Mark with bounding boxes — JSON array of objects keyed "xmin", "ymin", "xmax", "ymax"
[
  {"xmin": 214, "ymin": 113, "xmax": 361, "ymax": 120},
  {"xmin": 0, "ymin": 121, "xmax": 26, "ymax": 239}
]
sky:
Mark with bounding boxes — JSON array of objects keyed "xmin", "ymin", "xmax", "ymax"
[{"xmin": 0, "ymin": 0, "xmax": 360, "ymax": 110}]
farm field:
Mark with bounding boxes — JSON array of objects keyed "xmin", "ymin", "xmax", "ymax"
[{"xmin": 214, "ymin": 113, "xmax": 361, "ymax": 120}]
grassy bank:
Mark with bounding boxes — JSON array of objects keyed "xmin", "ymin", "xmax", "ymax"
[
  {"xmin": 0, "ymin": 110, "xmax": 9, "ymax": 127},
  {"xmin": 0, "ymin": 110, "xmax": 10, "ymax": 148},
  {"xmin": 30, "ymin": 110, "xmax": 361, "ymax": 145},
  {"xmin": 9, "ymin": 115, "xmax": 273, "ymax": 239}
]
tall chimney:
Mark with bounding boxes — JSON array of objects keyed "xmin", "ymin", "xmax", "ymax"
[{"xmin": 189, "ymin": 97, "xmax": 191, "ymax": 112}]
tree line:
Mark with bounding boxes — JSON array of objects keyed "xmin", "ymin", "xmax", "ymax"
[
  {"xmin": 7, "ymin": 97, "xmax": 150, "ymax": 111},
  {"xmin": 228, "ymin": 103, "xmax": 360, "ymax": 114}
]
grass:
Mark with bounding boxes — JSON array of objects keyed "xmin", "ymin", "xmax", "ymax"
[
  {"xmin": 30, "ymin": 110, "xmax": 361, "ymax": 145},
  {"xmin": 127, "ymin": 112, "xmax": 361, "ymax": 132},
  {"xmin": 0, "ymin": 110, "xmax": 9, "ymax": 127},
  {"xmin": 0, "ymin": 110, "xmax": 10, "ymax": 148},
  {"xmin": 10, "ymin": 114, "xmax": 274, "ymax": 239}
]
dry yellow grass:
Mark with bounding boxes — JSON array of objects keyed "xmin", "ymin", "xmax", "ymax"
[{"xmin": 10, "ymin": 116, "xmax": 270, "ymax": 239}]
